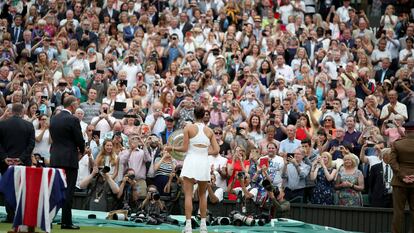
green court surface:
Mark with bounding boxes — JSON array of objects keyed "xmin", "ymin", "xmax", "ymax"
[
  {"xmin": 0, "ymin": 224, "xmax": 177, "ymax": 233},
  {"xmin": 0, "ymin": 207, "xmax": 356, "ymax": 233}
]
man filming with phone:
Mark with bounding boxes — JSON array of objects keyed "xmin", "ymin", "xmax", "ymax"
[{"xmin": 282, "ymin": 148, "xmax": 310, "ymax": 202}]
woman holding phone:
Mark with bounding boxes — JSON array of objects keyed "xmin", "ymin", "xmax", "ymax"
[{"xmin": 165, "ymin": 106, "xmax": 219, "ymax": 233}]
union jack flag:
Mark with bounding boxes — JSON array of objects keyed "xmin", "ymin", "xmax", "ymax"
[{"xmin": 0, "ymin": 166, "xmax": 67, "ymax": 232}]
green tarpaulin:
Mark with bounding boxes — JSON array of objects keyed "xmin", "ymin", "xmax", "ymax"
[{"xmin": 0, "ymin": 206, "xmax": 358, "ymax": 233}]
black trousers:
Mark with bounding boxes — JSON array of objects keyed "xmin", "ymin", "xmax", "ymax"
[
  {"xmin": 285, "ymin": 188, "xmax": 305, "ymax": 203},
  {"xmin": 60, "ymin": 167, "xmax": 78, "ymax": 225}
]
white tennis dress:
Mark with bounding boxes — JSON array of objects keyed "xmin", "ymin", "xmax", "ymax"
[{"xmin": 180, "ymin": 123, "xmax": 211, "ymax": 181}]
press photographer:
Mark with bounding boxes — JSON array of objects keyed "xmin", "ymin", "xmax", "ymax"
[
  {"xmin": 79, "ymin": 166, "xmax": 120, "ymax": 211},
  {"xmin": 260, "ymin": 179, "xmax": 290, "ymax": 219},
  {"xmin": 138, "ymin": 185, "xmax": 166, "ymax": 216},
  {"xmin": 116, "ymin": 168, "xmax": 139, "ymax": 212}
]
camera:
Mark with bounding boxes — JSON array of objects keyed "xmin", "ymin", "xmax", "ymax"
[
  {"xmin": 151, "ymin": 191, "xmax": 160, "ymax": 201},
  {"xmin": 211, "ymin": 48, "xmax": 220, "ymax": 56},
  {"xmin": 128, "ymin": 174, "xmax": 136, "ymax": 180},
  {"xmin": 231, "ymin": 211, "xmax": 255, "ymax": 226},
  {"xmin": 99, "ymin": 166, "xmax": 111, "ymax": 174},
  {"xmin": 237, "ymin": 171, "xmax": 245, "ymax": 180},
  {"xmin": 262, "ymin": 179, "xmax": 280, "ymax": 197},
  {"xmin": 211, "ymin": 217, "xmax": 231, "ymax": 226},
  {"xmin": 357, "ymin": 77, "xmax": 362, "ymax": 82},
  {"xmin": 128, "ymin": 56, "xmax": 135, "ymax": 63}
]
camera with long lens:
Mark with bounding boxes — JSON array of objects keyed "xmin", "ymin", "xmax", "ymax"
[
  {"xmin": 151, "ymin": 191, "xmax": 160, "ymax": 201},
  {"xmin": 237, "ymin": 171, "xmax": 245, "ymax": 180},
  {"xmin": 211, "ymin": 217, "xmax": 231, "ymax": 226},
  {"xmin": 255, "ymin": 213, "xmax": 271, "ymax": 226},
  {"xmin": 262, "ymin": 179, "xmax": 280, "ymax": 197},
  {"xmin": 230, "ymin": 211, "xmax": 255, "ymax": 226},
  {"xmin": 98, "ymin": 166, "xmax": 111, "ymax": 175}
]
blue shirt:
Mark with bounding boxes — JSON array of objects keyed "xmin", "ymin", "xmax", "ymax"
[{"xmin": 279, "ymin": 138, "xmax": 301, "ymax": 154}]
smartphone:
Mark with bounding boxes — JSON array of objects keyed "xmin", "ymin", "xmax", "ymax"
[
  {"xmin": 326, "ymin": 105, "xmax": 334, "ymax": 110},
  {"xmin": 41, "ymin": 96, "xmax": 48, "ymax": 100},
  {"xmin": 213, "ymin": 102, "xmax": 218, "ymax": 109},
  {"xmin": 259, "ymin": 157, "xmax": 269, "ymax": 168},
  {"xmin": 35, "ymin": 110, "xmax": 41, "ymax": 116},
  {"xmin": 120, "ymin": 79, "xmax": 128, "ymax": 87},
  {"xmin": 331, "ymin": 80, "xmax": 338, "ymax": 89},
  {"xmin": 92, "ymin": 130, "xmax": 101, "ymax": 138},
  {"xmin": 329, "ymin": 130, "xmax": 333, "ymax": 135},
  {"xmin": 287, "ymin": 153, "xmax": 294, "ymax": 159},
  {"xmin": 103, "ymin": 109, "xmax": 108, "ymax": 114}
]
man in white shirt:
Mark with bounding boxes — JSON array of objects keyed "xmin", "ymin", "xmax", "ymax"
[
  {"xmin": 144, "ymin": 102, "xmax": 166, "ymax": 137},
  {"xmin": 336, "ymin": 0, "xmax": 351, "ymax": 22},
  {"xmin": 279, "ymin": 125, "xmax": 301, "ymax": 156},
  {"xmin": 269, "ymin": 77, "xmax": 288, "ymax": 102},
  {"xmin": 208, "ymin": 153, "xmax": 227, "ymax": 190},
  {"xmin": 90, "ymin": 103, "xmax": 115, "ymax": 136},
  {"xmin": 260, "ymin": 142, "xmax": 285, "ymax": 188},
  {"xmin": 274, "ymin": 55, "xmax": 294, "ymax": 84},
  {"xmin": 380, "ymin": 90, "xmax": 408, "ymax": 122}
]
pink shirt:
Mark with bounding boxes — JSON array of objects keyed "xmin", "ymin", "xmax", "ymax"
[
  {"xmin": 119, "ymin": 148, "xmax": 151, "ymax": 180},
  {"xmin": 384, "ymin": 127, "xmax": 405, "ymax": 146}
]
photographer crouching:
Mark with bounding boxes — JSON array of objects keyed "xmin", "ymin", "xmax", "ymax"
[
  {"xmin": 260, "ymin": 180, "xmax": 290, "ymax": 219},
  {"xmin": 79, "ymin": 166, "xmax": 120, "ymax": 211},
  {"xmin": 138, "ymin": 185, "xmax": 166, "ymax": 216},
  {"xmin": 115, "ymin": 168, "xmax": 139, "ymax": 213}
]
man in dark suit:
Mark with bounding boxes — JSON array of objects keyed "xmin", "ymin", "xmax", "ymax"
[
  {"xmin": 50, "ymin": 95, "xmax": 85, "ymax": 230},
  {"xmin": 368, "ymin": 148, "xmax": 393, "ymax": 208},
  {"xmin": 282, "ymin": 98, "xmax": 299, "ymax": 126},
  {"xmin": 123, "ymin": 14, "xmax": 140, "ymax": 43},
  {"xmin": 374, "ymin": 58, "xmax": 395, "ymax": 84},
  {"xmin": 179, "ymin": 12, "xmax": 193, "ymax": 36},
  {"xmin": 8, "ymin": 14, "xmax": 24, "ymax": 44},
  {"xmin": 75, "ymin": 20, "xmax": 99, "ymax": 49},
  {"xmin": 99, "ymin": 0, "xmax": 119, "ymax": 23},
  {"xmin": 304, "ymin": 32, "xmax": 322, "ymax": 61},
  {"xmin": 16, "ymin": 30, "xmax": 34, "ymax": 59},
  {"xmin": 389, "ymin": 122, "xmax": 414, "ymax": 233},
  {"xmin": 0, "ymin": 103, "xmax": 35, "ymax": 222}
]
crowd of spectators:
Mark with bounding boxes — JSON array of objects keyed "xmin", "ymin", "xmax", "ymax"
[{"xmin": 0, "ymin": 0, "xmax": 414, "ymax": 217}]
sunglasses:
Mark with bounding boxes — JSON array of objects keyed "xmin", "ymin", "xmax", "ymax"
[
  {"xmin": 215, "ymin": 132, "xmax": 222, "ymax": 135},
  {"xmin": 325, "ymin": 119, "xmax": 332, "ymax": 122}
]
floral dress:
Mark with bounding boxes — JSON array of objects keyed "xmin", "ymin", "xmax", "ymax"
[
  {"xmin": 311, "ymin": 167, "xmax": 335, "ymax": 205},
  {"xmin": 336, "ymin": 168, "xmax": 363, "ymax": 206}
]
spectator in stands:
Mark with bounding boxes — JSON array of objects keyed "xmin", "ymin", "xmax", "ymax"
[
  {"xmin": 153, "ymin": 150, "xmax": 177, "ymax": 196},
  {"xmin": 80, "ymin": 88, "xmax": 101, "ymax": 124},
  {"xmin": 119, "ymin": 133, "xmax": 151, "ymax": 198},
  {"xmin": 335, "ymin": 154, "xmax": 364, "ymax": 206},
  {"xmin": 226, "ymin": 145, "xmax": 250, "ymax": 200},
  {"xmin": 279, "ymin": 125, "xmax": 301, "ymax": 157},
  {"xmin": 34, "ymin": 114, "xmax": 51, "ymax": 163},
  {"xmin": 95, "ymin": 139, "xmax": 119, "ymax": 181},
  {"xmin": 310, "ymin": 152, "xmax": 337, "ymax": 205},
  {"xmin": 282, "ymin": 148, "xmax": 311, "ymax": 202}
]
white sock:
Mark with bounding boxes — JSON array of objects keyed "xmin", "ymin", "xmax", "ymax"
[
  {"xmin": 200, "ymin": 218, "xmax": 207, "ymax": 227},
  {"xmin": 185, "ymin": 219, "xmax": 192, "ymax": 228}
]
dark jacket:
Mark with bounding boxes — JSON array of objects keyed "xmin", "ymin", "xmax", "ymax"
[
  {"xmin": 49, "ymin": 110, "xmax": 85, "ymax": 169},
  {"xmin": 390, "ymin": 136, "xmax": 414, "ymax": 188},
  {"xmin": 160, "ymin": 128, "xmax": 175, "ymax": 145},
  {"xmin": 0, "ymin": 115, "xmax": 35, "ymax": 165},
  {"xmin": 374, "ymin": 69, "xmax": 395, "ymax": 84},
  {"xmin": 99, "ymin": 8, "xmax": 120, "ymax": 24},
  {"xmin": 368, "ymin": 162, "xmax": 392, "ymax": 207},
  {"xmin": 75, "ymin": 28, "xmax": 99, "ymax": 49}
]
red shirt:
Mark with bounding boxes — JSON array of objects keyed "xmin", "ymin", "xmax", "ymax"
[{"xmin": 227, "ymin": 159, "xmax": 250, "ymax": 200}]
